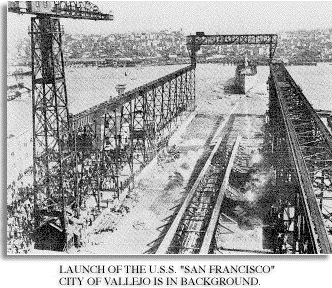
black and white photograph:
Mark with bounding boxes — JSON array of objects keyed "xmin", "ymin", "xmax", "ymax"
[{"xmin": 5, "ymin": 0, "xmax": 332, "ymax": 257}]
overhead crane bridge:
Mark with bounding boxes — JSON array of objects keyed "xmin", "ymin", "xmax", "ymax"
[
  {"xmin": 155, "ymin": 33, "xmax": 332, "ymax": 255},
  {"xmin": 8, "ymin": 5, "xmax": 332, "ymax": 253},
  {"xmin": 69, "ymin": 32, "xmax": 279, "ymax": 253},
  {"xmin": 156, "ymin": 61, "xmax": 332, "ymax": 255}
]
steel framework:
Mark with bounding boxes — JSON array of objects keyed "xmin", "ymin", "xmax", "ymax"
[
  {"xmin": 52, "ymin": 1, "xmax": 113, "ymax": 20},
  {"xmin": 71, "ymin": 65, "xmax": 196, "ymax": 208},
  {"xmin": 8, "ymin": 1, "xmax": 113, "ymax": 20},
  {"xmin": 187, "ymin": 32, "xmax": 278, "ymax": 64},
  {"xmin": 268, "ymin": 62, "xmax": 332, "ymax": 254},
  {"xmin": 156, "ymin": 132, "xmax": 241, "ymax": 254},
  {"xmin": 9, "ymin": 1, "xmax": 113, "ymax": 250},
  {"xmin": 30, "ymin": 16, "xmax": 71, "ymax": 229},
  {"xmin": 156, "ymin": 112, "xmax": 267, "ymax": 254}
]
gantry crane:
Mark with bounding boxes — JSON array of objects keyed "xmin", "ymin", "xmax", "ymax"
[
  {"xmin": 187, "ymin": 32, "xmax": 278, "ymax": 65},
  {"xmin": 8, "ymin": 1, "xmax": 113, "ymax": 250}
]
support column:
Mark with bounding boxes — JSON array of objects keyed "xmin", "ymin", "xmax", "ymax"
[{"xmin": 30, "ymin": 16, "xmax": 70, "ymax": 248}]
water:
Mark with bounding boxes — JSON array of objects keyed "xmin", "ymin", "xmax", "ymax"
[
  {"xmin": 287, "ymin": 63, "xmax": 332, "ymax": 111},
  {"xmin": 66, "ymin": 64, "xmax": 187, "ymax": 115},
  {"xmin": 6, "ymin": 63, "xmax": 332, "ymax": 184},
  {"xmin": 7, "ymin": 64, "xmax": 186, "ymax": 136},
  {"xmin": 7, "ymin": 63, "xmax": 332, "ymax": 136}
]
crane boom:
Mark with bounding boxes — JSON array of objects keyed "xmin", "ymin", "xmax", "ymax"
[{"xmin": 8, "ymin": 1, "xmax": 113, "ymax": 20}]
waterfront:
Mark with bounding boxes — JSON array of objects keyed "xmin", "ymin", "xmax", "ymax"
[
  {"xmin": 7, "ymin": 63, "xmax": 332, "ymax": 187},
  {"xmin": 287, "ymin": 63, "xmax": 332, "ymax": 111},
  {"xmin": 6, "ymin": 62, "xmax": 331, "ymax": 254}
]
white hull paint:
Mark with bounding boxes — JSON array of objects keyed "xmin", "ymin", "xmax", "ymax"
[
  {"xmin": 234, "ymin": 63, "xmax": 258, "ymax": 94},
  {"xmin": 244, "ymin": 74, "xmax": 257, "ymax": 93}
]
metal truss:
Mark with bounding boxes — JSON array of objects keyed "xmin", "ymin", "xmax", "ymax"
[
  {"xmin": 187, "ymin": 32, "xmax": 278, "ymax": 64},
  {"xmin": 30, "ymin": 17, "xmax": 71, "ymax": 230},
  {"xmin": 9, "ymin": 1, "xmax": 113, "ymax": 250},
  {"xmin": 156, "ymin": 122, "xmax": 241, "ymax": 255},
  {"xmin": 53, "ymin": 1, "xmax": 113, "ymax": 20},
  {"xmin": 8, "ymin": 1, "xmax": 113, "ymax": 20},
  {"xmin": 268, "ymin": 62, "xmax": 332, "ymax": 254},
  {"xmin": 71, "ymin": 65, "xmax": 196, "ymax": 206}
]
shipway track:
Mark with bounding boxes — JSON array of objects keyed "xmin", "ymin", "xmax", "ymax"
[{"xmin": 156, "ymin": 110, "xmax": 264, "ymax": 254}]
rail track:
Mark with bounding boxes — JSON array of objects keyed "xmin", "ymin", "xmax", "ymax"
[{"xmin": 156, "ymin": 99, "xmax": 266, "ymax": 254}]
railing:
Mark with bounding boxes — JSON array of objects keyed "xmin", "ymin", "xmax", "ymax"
[{"xmin": 269, "ymin": 62, "xmax": 332, "ymax": 254}]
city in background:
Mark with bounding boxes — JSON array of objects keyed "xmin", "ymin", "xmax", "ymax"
[
  {"xmin": 8, "ymin": 27, "xmax": 332, "ymax": 69},
  {"xmin": 6, "ymin": 1, "xmax": 332, "ymax": 256}
]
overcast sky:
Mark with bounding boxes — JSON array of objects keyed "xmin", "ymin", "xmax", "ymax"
[{"xmin": 7, "ymin": 1, "xmax": 332, "ymax": 45}]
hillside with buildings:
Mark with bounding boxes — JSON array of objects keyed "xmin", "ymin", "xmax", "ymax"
[{"xmin": 8, "ymin": 28, "xmax": 332, "ymax": 67}]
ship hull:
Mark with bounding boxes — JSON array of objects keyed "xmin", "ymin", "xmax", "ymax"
[
  {"xmin": 244, "ymin": 74, "xmax": 256, "ymax": 93},
  {"xmin": 234, "ymin": 64, "xmax": 257, "ymax": 94}
]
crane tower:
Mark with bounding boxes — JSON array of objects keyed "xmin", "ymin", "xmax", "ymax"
[{"xmin": 8, "ymin": 1, "xmax": 113, "ymax": 251}]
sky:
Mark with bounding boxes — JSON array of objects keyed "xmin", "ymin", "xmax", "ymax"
[{"xmin": 7, "ymin": 1, "xmax": 332, "ymax": 46}]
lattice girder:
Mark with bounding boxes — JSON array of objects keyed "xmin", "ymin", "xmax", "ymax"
[
  {"xmin": 187, "ymin": 33, "xmax": 278, "ymax": 64},
  {"xmin": 269, "ymin": 62, "xmax": 332, "ymax": 254},
  {"xmin": 30, "ymin": 17, "xmax": 71, "ymax": 228},
  {"xmin": 70, "ymin": 65, "xmax": 195, "ymax": 201}
]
